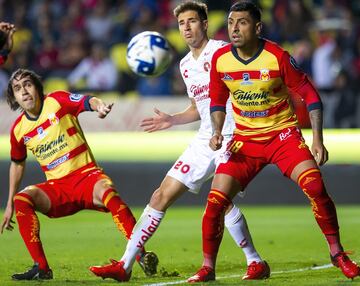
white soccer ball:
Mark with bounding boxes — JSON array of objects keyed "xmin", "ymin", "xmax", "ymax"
[{"xmin": 126, "ymin": 31, "xmax": 172, "ymax": 77}]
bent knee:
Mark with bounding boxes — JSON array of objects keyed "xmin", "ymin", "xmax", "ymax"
[{"xmin": 149, "ymin": 188, "xmax": 173, "ymax": 211}]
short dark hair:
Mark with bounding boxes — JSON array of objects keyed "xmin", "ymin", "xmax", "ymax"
[
  {"xmin": 230, "ymin": 1, "xmax": 261, "ymax": 22},
  {"xmin": 6, "ymin": 69, "xmax": 44, "ymax": 111},
  {"xmin": 173, "ymin": 1, "xmax": 208, "ymax": 21}
]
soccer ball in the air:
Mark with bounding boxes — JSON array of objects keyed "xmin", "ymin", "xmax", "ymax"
[{"xmin": 126, "ymin": 31, "xmax": 172, "ymax": 77}]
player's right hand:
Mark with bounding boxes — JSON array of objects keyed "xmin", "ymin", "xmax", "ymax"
[
  {"xmin": 209, "ymin": 133, "xmax": 223, "ymax": 151},
  {"xmin": 1, "ymin": 205, "xmax": 15, "ymax": 234},
  {"xmin": 140, "ymin": 108, "xmax": 173, "ymax": 132}
]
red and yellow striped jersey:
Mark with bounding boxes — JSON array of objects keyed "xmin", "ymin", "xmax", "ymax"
[
  {"xmin": 210, "ymin": 39, "xmax": 321, "ymax": 140},
  {"xmin": 10, "ymin": 91, "xmax": 98, "ymax": 180}
]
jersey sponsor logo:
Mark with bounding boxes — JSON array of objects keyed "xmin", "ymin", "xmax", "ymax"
[
  {"xmin": 47, "ymin": 153, "xmax": 70, "ymax": 170},
  {"xmin": 260, "ymin": 69, "xmax": 270, "ymax": 81},
  {"xmin": 23, "ymin": 136, "xmax": 31, "ymax": 144},
  {"xmin": 34, "ymin": 134, "xmax": 68, "ymax": 159},
  {"xmin": 233, "ymin": 90, "xmax": 270, "ymax": 106},
  {"xmin": 279, "ymin": 128, "xmax": 292, "ymax": 141},
  {"xmin": 190, "ymin": 84, "xmax": 209, "ymax": 98},
  {"xmin": 48, "ymin": 113, "xmax": 59, "ymax": 126},
  {"xmin": 69, "ymin": 93, "xmax": 83, "ymax": 102},
  {"xmin": 136, "ymin": 215, "xmax": 162, "ymax": 249},
  {"xmin": 203, "ymin": 61, "xmax": 211, "ymax": 72},
  {"xmin": 222, "ymin": 73, "xmax": 233, "ymax": 81},
  {"xmin": 289, "ymin": 56, "xmax": 301, "ymax": 70},
  {"xmin": 240, "ymin": 110, "xmax": 269, "ymax": 118},
  {"xmin": 183, "ymin": 69, "xmax": 188, "ymax": 78},
  {"xmin": 37, "ymin": 127, "xmax": 47, "ymax": 139},
  {"xmin": 240, "ymin": 73, "xmax": 253, "ymax": 85}
]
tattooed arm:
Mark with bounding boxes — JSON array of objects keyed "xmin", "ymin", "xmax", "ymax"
[{"xmin": 309, "ymin": 109, "xmax": 328, "ymax": 166}]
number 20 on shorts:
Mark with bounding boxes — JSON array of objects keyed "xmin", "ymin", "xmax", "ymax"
[{"xmin": 174, "ymin": 161, "xmax": 190, "ymax": 173}]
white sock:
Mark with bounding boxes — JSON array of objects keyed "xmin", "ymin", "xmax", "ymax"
[
  {"xmin": 225, "ymin": 205, "xmax": 262, "ymax": 265},
  {"xmin": 121, "ymin": 205, "xmax": 164, "ymax": 272}
]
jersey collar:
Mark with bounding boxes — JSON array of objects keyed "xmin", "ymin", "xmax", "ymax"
[{"xmin": 231, "ymin": 38, "xmax": 265, "ymax": 65}]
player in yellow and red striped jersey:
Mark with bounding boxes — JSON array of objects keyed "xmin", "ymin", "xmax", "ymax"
[
  {"xmin": 189, "ymin": 1, "xmax": 360, "ymax": 282},
  {"xmin": 0, "ymin": 69, "xmax": 158, "ymax": 280}
]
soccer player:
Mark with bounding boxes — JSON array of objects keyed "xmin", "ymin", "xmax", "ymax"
[
  {"xmin": 0, "ymin": 69, "xmax": 158, "ymax": 280},
  {"xmin": 89, "ymin": 1, "xmax": 269, "ymax": 282},
  {"xmin": 0, "ymin": 21, "xmax": 15, "ymax": 65},
  {"xmin": 190, "ymin": 1, "xmax": 360, "ymax": 281}
]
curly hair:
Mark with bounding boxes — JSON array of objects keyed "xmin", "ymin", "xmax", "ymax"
[{"xmin": 6, "ymin": 69, "xmax": 44, "ymax": 111}]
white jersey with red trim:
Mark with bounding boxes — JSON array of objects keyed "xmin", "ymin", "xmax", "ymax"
[{"xmin": 179, "ymin": 39, "xmax": 235, "ymax": 139}]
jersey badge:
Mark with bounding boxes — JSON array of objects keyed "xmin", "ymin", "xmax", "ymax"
[
  {"xmin": 37, "ymin": 126, "xmax": 47, "ymax": 139},
  {"xmin": 240, "ymin": 73, "xmax": 253, "ymax": 85},
  {"xmin": 260, "ymin": 69, "xmax": 270, "ymax": 81},
  {"xmin": 203, "ymin": 62, "xmax": 211, "ymax": 72},
  {"xmin": 48, "ymin": 113, "xmax": 59, "ymax": 126},
  {"xmin": 183, "ymin": 69, "xmax": 188, "ymax": 78},
  {"xmin": 69, "ymin": 93, "xmax": 84, "ymax": 102},
  {"xmin": 222, "ymin": 73, "xmax": 233, "ymax": 81}
]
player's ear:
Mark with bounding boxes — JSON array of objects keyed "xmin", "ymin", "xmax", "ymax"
[
  {"xmin": 203, "ymin": 19, "xmax": 208, "ymax": 31},
  {"xmin": 255, "ymin": 21, "xmax": 262, "ymax": 36}
]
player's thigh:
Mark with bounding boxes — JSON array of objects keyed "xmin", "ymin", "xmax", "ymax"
[
  {"xmin": 269, "ymin": 128, "xmax": 318, "ymax": 180},
  {"xmin": 149, "ymin": 175, "xmax": 189, "ymax": 211},
  {"xmin": 211, "ymin": 173, "xmax": 243, "ymax": 199},
  {"xmin": 20, "ymin": 185, "xmax": 51, "ymax": 214},
  {"xmin": 167, "ymin": 137, "xmax": 216, "ymax": 193}
]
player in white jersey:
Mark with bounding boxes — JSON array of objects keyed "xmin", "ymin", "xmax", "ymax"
[{"xmin": 90, "ymin": 1, "xmax": 270, "ymax": 282}]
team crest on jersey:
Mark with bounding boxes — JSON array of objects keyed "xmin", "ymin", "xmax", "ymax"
[
  {"xmin": 37, "ymin": 126, "xmax": 47, "ymax": 139},
  {"xmin": 260, "ymin": 69, "xmax": 270, "ymax": 81},
  {"xmin": 69, "ymin": 93, "xmax": 83, "ymax": 102},
  {"xmin": 48, "ymin": 113, "xmax": 59, "ymax": 126},
  {"xmin": 240, "ymin": 73, "xmax": 253, "ymax": 85},
  {"xmin": 183, "ymin": 69, "xmax": 188, "ymax": 78},
  {"xmin": 222, "ymin": 73, "xmax": 233, "ymax": 81},
  {"xmin": 203, "ymin": 62, "xmax": 210, "ymax": 72}
]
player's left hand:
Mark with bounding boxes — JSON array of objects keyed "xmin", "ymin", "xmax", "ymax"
[
  {"xmin": 311, "ymin": 142, "xmax": 328, "ymax": 166},
  {"xmin": 97, "ymin": 103, "xmax": 113, "ymax": 118},
  {"xmin": 209, "ymin": 132, "xmax": 223, "ymax": 151}
]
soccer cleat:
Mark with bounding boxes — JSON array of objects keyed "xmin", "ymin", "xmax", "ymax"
[
  {"xmin": 242, "ymin": 260, "xmax": 270, "ymax": 280},
  {"xmin": 12, "ymin": 263, "xmax": 53, "ymax": 280},
  {"xmin": 331, "ymin": 252, "xmax": 360, "ymax": 279},
  {"xmin": 89, "ymin": 259, "xmax": 131, "ymax": 282},
  {"xmin": 138, "ymin": 251, "xmax": 159, "ymax": 276},
  {"xmin": 187, "ymin": 266, "xmax": 215, "ymax": 283}
]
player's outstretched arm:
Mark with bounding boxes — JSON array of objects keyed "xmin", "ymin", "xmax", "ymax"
[
  {"xmin": 89, "ymin": 97, "xmax": 113, "ymax": 119},
  {"xmin": 140, "ymin": 99, "xmax": 200, "ymax": 133},
  {"xmin": 309, "ymin": 109, "xmax": 328, "ymax": 166},
  {"xmin": 1, "ymin": 160, "xmax": 25, "ymax": 234}
]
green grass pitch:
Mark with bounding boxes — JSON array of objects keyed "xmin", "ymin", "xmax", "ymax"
[{"xmin": 1, "ymin": 206, "xmax": 359, "ymax": 285}]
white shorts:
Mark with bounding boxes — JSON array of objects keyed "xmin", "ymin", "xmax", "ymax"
[{"xmin": 167, "ymin": 135, "xmax": 232, "ymax": 194}]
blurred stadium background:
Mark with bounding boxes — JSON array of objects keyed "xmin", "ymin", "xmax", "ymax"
[{"xmin": 0, "ymin": 0, "xmax": 360, "ymax": 207}]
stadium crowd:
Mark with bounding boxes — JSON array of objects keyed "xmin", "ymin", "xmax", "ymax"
[{"xmin": 0, "ymin": 0, "xmax": 360, "ymax": 128}]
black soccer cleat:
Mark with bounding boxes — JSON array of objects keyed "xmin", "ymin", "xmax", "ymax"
[
  {"xmin": 12, "ymin": 263, "xmax": 53, "ymax": 280},
  {"xmin": 138, "ymin": 251, "xmax": 159, "ymax": 276}
]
